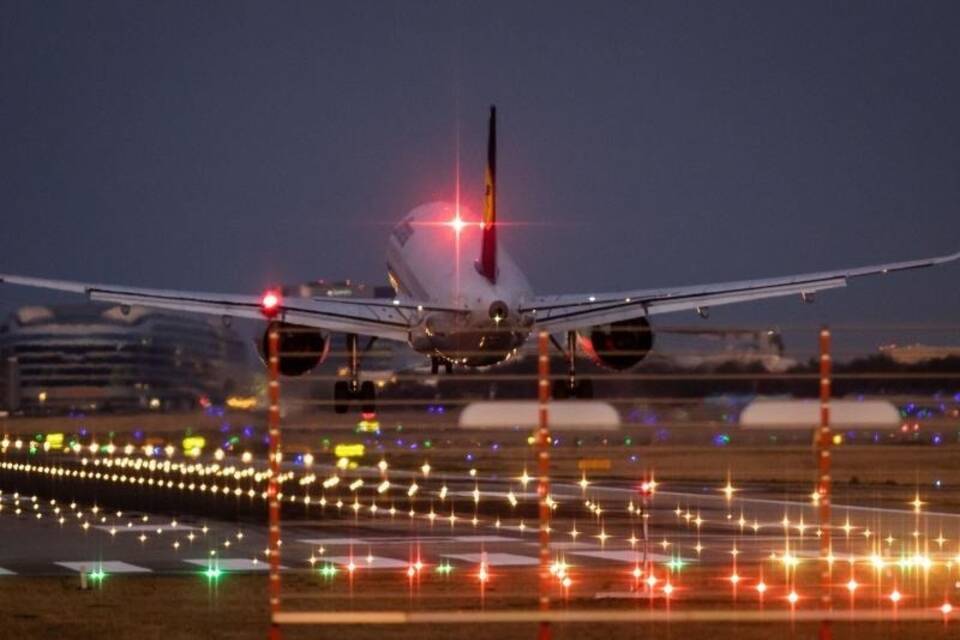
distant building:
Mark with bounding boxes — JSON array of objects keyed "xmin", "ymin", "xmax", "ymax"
[
  {"xmin": 281, "ymin": 278, "xmax": 395, "ymax": 300},
  {"xmin": 879, "ymin": 343, "xmax": 960, "ymax": 365},
  {"xmin": 0, "ymin": 303, "xmax": 251, "ymax": 414}
]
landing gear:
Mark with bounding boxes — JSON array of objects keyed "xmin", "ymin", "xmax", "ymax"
[
  {"xmin": 333, "ymin": 380, "xmax": 350, "ymax": 414},
  {"xmin": 359, "ymin": 380, "xmax": 376, "ymax": 415},
  {"xmin": 552, "ymin": 330, "xmax": 594, "ymax": 399},
  {"xmin": 332, "ymin": 333, "xmax": 377, "ymax": 414},
  {"xmin": 430, "ymin": 356, "xmax": 454, "ymax": 375}
]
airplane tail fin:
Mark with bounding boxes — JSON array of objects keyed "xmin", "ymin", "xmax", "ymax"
[{"xmin": 477, "ymin": 105, "xmax": 497, "ymax": 283}]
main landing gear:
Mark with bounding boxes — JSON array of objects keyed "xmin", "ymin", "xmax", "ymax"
[
  {"xmin": 333, "ymin": 333, "xmax": 376, "ymax": 414},
  {"xmin": 552, "ymin": 330, "xmax": 593, "ymax": 399},
  {"xmin": 430, "ymin": 355, "xmax": 453, "ymax": 375}
]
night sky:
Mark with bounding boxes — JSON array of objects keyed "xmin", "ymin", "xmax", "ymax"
[{"xmin": 2, "ymin": 1, "xmax": 958, "ymax": 353}]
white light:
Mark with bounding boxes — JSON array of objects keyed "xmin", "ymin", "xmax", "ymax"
[{"xmin": 448, "ymin": 215, "xmax": 467, "ymax": 233}]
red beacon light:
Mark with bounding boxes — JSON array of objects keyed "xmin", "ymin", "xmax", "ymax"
[
  {"xmin": 448, "ymin": 214, "xmax": 467, "ymax": 235},
  {"xmin": 260, "ymin": 289, "xmax": 282, "ymax": 318}
]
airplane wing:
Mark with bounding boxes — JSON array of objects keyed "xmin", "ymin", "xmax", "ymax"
[
  {"xmin": 0, "ymin": 274, "xmax": 444, "ymax": 342},
  {"xmin": 524, "ymin": 249, "xmax": 960, "ymax": 334}
]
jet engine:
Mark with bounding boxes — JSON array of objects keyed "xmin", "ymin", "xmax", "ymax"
[
  {"xmin": 579, "ymin": 317, "xmax": 654, "ymax": 370},
  {"xmin": 259, "ymin": 322, "xmax": 329, "ymax": 376}
]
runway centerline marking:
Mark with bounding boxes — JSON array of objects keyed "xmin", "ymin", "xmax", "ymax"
[
  {"xmin": 443, "ymin": 552, "xmax": 539, "ymax": 566},
  {"xmin": 57, "ymin": 561, "xmax": 152, "ymax": 574},
  {"xmin": 571, "ymin": 550, "xmax": 672, "ymax": 564},
  {"xmin": 321, "ymin": 555, "xmax": 409, "ymax": 569}
]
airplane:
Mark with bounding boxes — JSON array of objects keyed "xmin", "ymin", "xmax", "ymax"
[{"xmin": 2, "ymin": 106, "xmax": 958, "ymax": 413}]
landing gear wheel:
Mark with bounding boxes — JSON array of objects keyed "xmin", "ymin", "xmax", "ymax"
[
  {"xmin": 359, "ymin": 380, "xmax": 376, "ymax": 415},
  {"xmin": 333, "ymin": 380, "xmax": 350, "ymax": 414}
]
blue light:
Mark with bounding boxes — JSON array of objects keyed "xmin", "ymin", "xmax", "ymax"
[{"xmin": 712, "ymin": 433, "xmax": 730, "ymax": 447}]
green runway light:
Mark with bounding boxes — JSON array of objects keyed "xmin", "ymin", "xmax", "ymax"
[
  {"xmin": 89, "ymin": 569, "xmax": 107, "ymax": 581},
  {"xmin": 203, "ymin": 566, "xmax": 223, "ymax": 580},
  {"xmin": 667, "ymin": 556, "xmax": 686, "ymax": 572},
  {"xmin": 319, "ymin": 564, "xmax": 338, "ymax": 578},
  {"xmin": 435, "ymin": 561, "xmax": 454, "ymax": 575}
]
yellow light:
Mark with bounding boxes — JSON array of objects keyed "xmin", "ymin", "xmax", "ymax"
[
  {"xmin": 756, "ymin": 581, "xmax": 767, "ymax": 594},
  {"xmin": 226, "ymin": 395, "xmax": 258, "ymax": 410},
  {"xmin": 45, "ymin": 433, "xmax": 64, "ymax": 450},
  {"xmin": 182, "ymin": 436, "xmax": 206, "ymax": 456},
  {"xmin": 847, "ymin": 579, "xmax": 858, "ymax": 593},
  {"xmin": 942, "ymin": 603, "xmax": 953, "ymax": 615},
  {"xmin": 333, "ymin": 443, "xmax": 365, "ymax": 459},
  {"xmin": 911, "ymin": 494, "xmax": 925, "ymax": 513},
  {"xmin": 722, "ymin": 481, "xmax": 735, "ymax": 500}
]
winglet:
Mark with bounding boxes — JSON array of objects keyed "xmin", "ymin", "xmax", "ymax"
[{"xmin": 477, "ymin": 105, "xmax": 498, "ymax": 283}]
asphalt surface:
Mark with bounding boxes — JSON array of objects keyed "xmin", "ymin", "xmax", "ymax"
[{"xmin": 2, "ymin": 458, "xmax": 958, "ymax": 586}]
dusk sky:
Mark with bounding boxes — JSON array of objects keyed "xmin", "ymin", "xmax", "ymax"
[{"xmin": 2, "ymin": 1, "xmax": 958, "ymax": 352}]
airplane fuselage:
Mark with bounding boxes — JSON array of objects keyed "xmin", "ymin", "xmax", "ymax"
[{"xmin": 386, "ymin": 202, "xmax": 534, "ymax": 366}]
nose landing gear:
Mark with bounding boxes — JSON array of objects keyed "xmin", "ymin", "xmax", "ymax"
[{"xmin": 333, "ymin": 333, "xmax": 377, "ymax": 414}]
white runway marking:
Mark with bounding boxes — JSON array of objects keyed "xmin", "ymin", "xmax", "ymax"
[
  {"xmin": 185, "ymin": 558, "xmax": 278, "ymax": 571},
  {"xmin": 95, "ymin": 524, "xmax": 197, "ymax": 533},
  {"xmin": 533, "ymin": 541, "xmax": 600, "ymax": 550},
  {"xmin": 299, "ymin": 537, "xmax": 367, "ymax": 546},
  {"xmin": 323, "ymin": 555, "xmax": 409, "ymax": 569},
  {"xmin": 571, "ymin": 550, "xmax": 671, "ymax": 564},
  {"xmin": 450, "ymin": 535, "xmax": 519, "ymax": 543},
  {"xmin": 299, "ymin": 534, "xmax": 521, "ymax": 546},
  {"xmin": 0, "ymin": 567, "xmax": 14, "ymax": 575},
  {"xmin": 443, "ymin": 552, "xmax": 539, "ymax": 566},
  {"xmin": 57, "ymin": 561, "xmax": 152, "ymax": 574}
]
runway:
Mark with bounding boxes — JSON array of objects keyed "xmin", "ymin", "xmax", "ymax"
[{"xmin": 3, "ymin": 454, "xmax": 958, "ymax": 597}]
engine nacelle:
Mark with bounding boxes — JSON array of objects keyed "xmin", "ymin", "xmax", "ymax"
[
  {"xmin": 259, "ymin": 322, "xmax": 329, "ymax": 377},
  {"xmin": 579, "ymin": 317, "xmax": 654, "ymax": 370}
]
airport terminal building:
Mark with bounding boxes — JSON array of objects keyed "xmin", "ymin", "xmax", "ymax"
[{"xmin": 0, "ymin": 303, "xmax": 252, "ymax": 414}]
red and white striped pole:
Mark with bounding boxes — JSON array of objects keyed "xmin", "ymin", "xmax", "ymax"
[
  {"xmin": 817, "ymin": 326, "xmax": 832, "ymax": 640},
  {"xmin": 267, "ymin": 323, "xmax": 283, "ymax": 640},
  {"xmin": 537, "ymin": 331, "xmax": 552, "ymax": 640}
]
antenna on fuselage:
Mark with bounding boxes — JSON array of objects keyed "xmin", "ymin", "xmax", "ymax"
[{"xmin": 477, "ymin": 105, "xmax": 498, "ymax": 283}]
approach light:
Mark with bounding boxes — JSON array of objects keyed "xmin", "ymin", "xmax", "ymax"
[{"xmin": 260, "ymin": 290, "xmax": 281, "ymax": 318}]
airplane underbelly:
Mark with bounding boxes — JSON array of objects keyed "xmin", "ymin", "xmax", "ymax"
[{"xmin": 412, "ymin": 325, "xmax": 529, "ymax": 367}]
